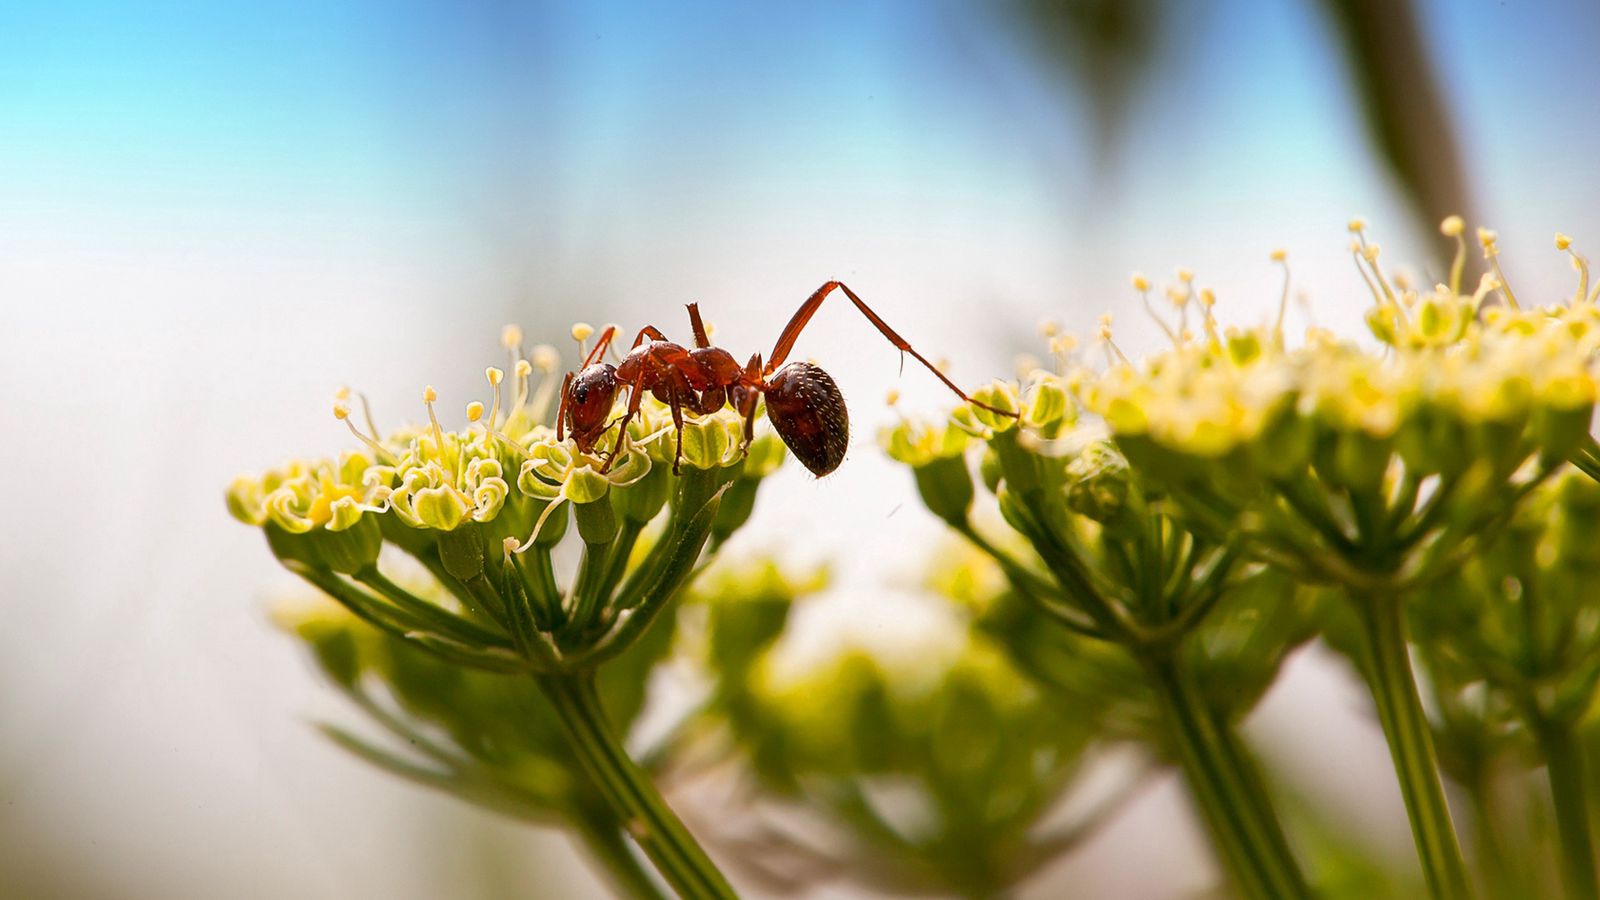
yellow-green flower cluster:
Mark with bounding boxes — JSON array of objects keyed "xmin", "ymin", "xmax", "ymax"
[
  {"xmin": 1079, "ymin": 228, "xmax": 1599, "ymax": 507},
  {"xmin": 227, "ymin": 451, "xmax": 392, "ymax": 534},
  {"xmin": 229, "ymin": 322, "xmax": 789, "ymax": 677},
  {"xmin": 230, "ymin": 349, "xmax": 770, "ymax": 547}
]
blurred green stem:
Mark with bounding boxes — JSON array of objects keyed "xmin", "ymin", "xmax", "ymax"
[
  {"xmin": 1353, "ymin": 593, "xmax": 1472, "ymax": 900},
  {"xmin": 1465, "ymin": 763, "xmax": 1521, "ymax": 899},
  {"xmin": 572, "ymin": 810, "xmax": 671, "ymax": 900},
  {"xmin": 1536, "ymin": 718, "xmax": 1598, "ymax": 900},
  {"xmin": 1143, "ymin": 652, "xmax": 1311, "ymax": 900},
  {"xmin": 539, "ymin": 674, "xmax": 736, "ymax": 900}
]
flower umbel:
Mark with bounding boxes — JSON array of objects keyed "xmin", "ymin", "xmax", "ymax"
[{"xmin": 231, "ymin": 322, "xmax": 789, "ymax": 900}]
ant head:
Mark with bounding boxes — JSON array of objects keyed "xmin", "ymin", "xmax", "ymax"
[
  {"xmin": 764, "ymin": 361, "xmax": 848, "ymax": 476},
  {"xmin": 564, "ymin": 363, "xmax": 620, "ymax": 452}
]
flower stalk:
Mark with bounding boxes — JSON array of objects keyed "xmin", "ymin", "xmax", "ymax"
[
  {"xmin": 541, "ymin": 675, "xmax": 736, "ymax": 900},
  {"xmin": 1354, "ymin": 590, "xmax": 1473, "ymax": 900},
  {"xmin": 1142, "ymin": 651, "xmax": 1308, "ymax": 900}
]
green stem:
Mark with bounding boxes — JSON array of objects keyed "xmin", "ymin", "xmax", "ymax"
[
  {"xmin": 1537, "ymin": 718, "xmax": 1599, "ymax": 900},
  {"xmin": 539, "ymin": 675, "xmax": 735, "ymax": 900},
  {"xmin": 570, "ymin": 809, "xmax": 671, "ymax": 900},
  {"xmin": 1144, "ymin": 653, "xmax": 1311, "ymax": 900},
  {"xmin": 1353, "ymin": 593, "xmax": 1473, "ymax": 900}
]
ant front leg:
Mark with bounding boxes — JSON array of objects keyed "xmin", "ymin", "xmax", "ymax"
[
  {"xmin": 599, "ymin": 381, "xmax": 648, "ymax": 474},
  {"xmin": 554, "ymin": 371, "xmax": 575, "ymax": 441},
  {"xmin": 765, "ymin": 281, "xmax": 1019, "ymax": 419},
  {"xmin": 581, "ymin": 326, "xmax": 619, "ymax": 368}
]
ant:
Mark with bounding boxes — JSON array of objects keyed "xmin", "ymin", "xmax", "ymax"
[{"xmin": 556, "ymin": 281, "xmax": 1018, "ymax": 477}]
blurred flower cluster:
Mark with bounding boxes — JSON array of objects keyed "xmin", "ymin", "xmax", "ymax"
[{"xmin": 880, "ymin": 221, "xmax": 1600, "ymax": 900}]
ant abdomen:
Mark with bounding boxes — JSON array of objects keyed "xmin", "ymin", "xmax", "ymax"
[{"xmin": 764, "ymin": 361, "xmax": 848, "ymax": 476}]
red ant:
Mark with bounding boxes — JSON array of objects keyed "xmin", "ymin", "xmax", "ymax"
[{"xmin": 555, "ymin": 281, "xmax": 1018, "ymax": 477}]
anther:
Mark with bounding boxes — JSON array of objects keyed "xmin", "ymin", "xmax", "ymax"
[
  {"xmin": 335, "ymin": 401, "xmax": 397, "ymax": 464},
  {"xmin": 423, "ymin": 385, "xmax": 445, "ymax": 452},
  {"xmin": 571, "ymin": 322, "xmax": 594, "ymax": 359},
  {"xmin": 1476, "ymin": 228, "xmax": 1520, "ymax": 308},
  {"xmin": 1272, "ymin": 250, "xmax": 1291, "ymax": 347},
  {"xmin": 1556, "ymin": 233, "xmax": 1592, "ymax": 306},
  {"xmin": 501, "ymin": 324, "xmax": 523, "ymax": 351},
  {"xmin": 467, "ymin": 401, "xmax": 485, "ymax": 422},
  {"xmin": 531, "ymin": 345, "xmax": 560, "ymax": 373}
]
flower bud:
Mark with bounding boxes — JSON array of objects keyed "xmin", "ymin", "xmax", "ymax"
[
  {"xmin": 1364, "ymin": 304, "xmax": 1399, "ymax": 346},
  {"xmin": 979, "ymin": 446, "xmax": 1003, "ymax": 494},
  {"xmin": 913, "ymin": 454, "xmax": 976, "ymax": 527},
  {"xmin": 573, "ymin": 494, "xmax": 620, "ymax": 545},
  {"xmin": 1064, "ymin": 442, "xmax": 1131, "ymax": 526},
  {"xmin": 615, "ymin": 463, "xmax": 671, "ymax": 525},
  {"xmin": 437, "ymin": 525, "xmax": 487, "ymax": 581},
  {"xmin": 1023, "ymin": 374, "xmax": 1075, "ymax": 434},
  {"xmin": 313, "ymin": 515, "xmax": 384, "ymax": 574},
  {"xmin": 647, "ymin": 415, "xmax": 743, "ymax": 470},
  {"xmin": 1395, "ymin": 402, "xmax": 1470, "ymax": 477},
  {"xmin": 1224, "ymin": 328, "xmax": 1264, "ymax": 366},
  {"xmin": 411, "ymin": 484, "xmax": 472, "ymax": 531},
  {"xmin": 969, "ymin": 381, "xmax": 1021, "ymax": 433},
  {"xmin": 564, "ymin": 465, "xmax": 614, "ymax": 505}
]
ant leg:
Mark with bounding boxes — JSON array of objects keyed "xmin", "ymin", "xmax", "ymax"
[
  {"xmin": 686, "ymin": 303, "xmax": 711, "ymax": 348},
  {"xmin": 581, "ymin": 327, "xmax": 619, "ymax": 368},
  {"xmin": 628, "ymin": 325, "xmax": 670, "ymax": 351},
  {"xmin": 735, "ymin": 386, "xmax": 759, "ymax": 455},
  {"xmin": 600, "ymin": 383, "xmax": 647, "ymax": 474},
  {"xmin": 555, "ymin": 371, "xmax": 574, "ymax": 441},
  {"xmin": 764, "ymin": 281, "xmax": 1018, "ymax": 418},
  {"xmin": 666, "ymin": 385, "xmax": 687, "ymax": 476}
]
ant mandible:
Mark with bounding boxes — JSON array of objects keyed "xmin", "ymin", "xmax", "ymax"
[{"xmin": 555, "ymin": 281, "xmax": 1018, "ymax": 477}]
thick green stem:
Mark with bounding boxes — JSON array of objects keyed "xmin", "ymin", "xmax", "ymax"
[
  {"xmin": 1538, "ymin": 719, "xmax": 1599, "ymax": 900},
  {"xmin": 570, "ymin": 810, "xmax": 671, "ymax": 900},
  {"xmin": 1144, "ymin": 653, "xmax": 1311, "ymax": 900},
  {"xmin": 1354, "ymin": 594, "xmax": 1473, "ymax": 900},
  {"xmin": 539, "ymin": 675, "xmax": 735, "ymax": 900}
]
